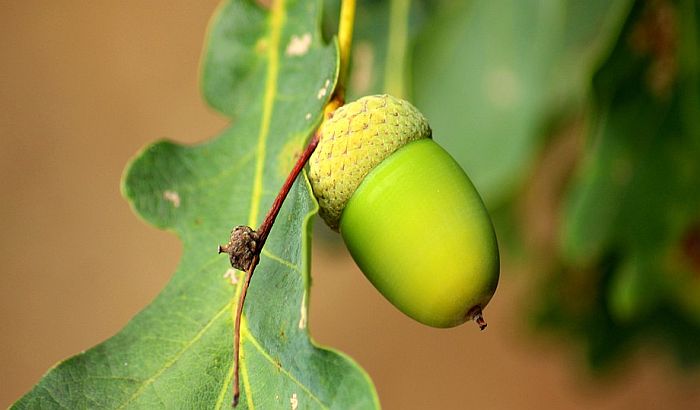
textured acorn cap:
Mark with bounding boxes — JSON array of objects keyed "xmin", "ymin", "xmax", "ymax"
[{"xmin": 309, "ymin": 94, "xmax": 431, "ymax": 230}]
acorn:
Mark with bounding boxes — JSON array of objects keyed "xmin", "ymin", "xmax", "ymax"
[{"xmin": 309, "ymin": 94, "xmax": 499, "ymax": 328}]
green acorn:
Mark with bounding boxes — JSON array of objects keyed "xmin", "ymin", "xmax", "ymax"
[{"xmin": 309, "ymin": 94, "xmax": 499, "ymax": 328}]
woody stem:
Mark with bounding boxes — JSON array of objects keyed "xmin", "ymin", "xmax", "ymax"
[
  {"xmin": 256, "ymin": 133, "xmax": 320, "ymax": 244},
  {"xmin": 231, "ymin": 132, "xmax": 320, "ymax": 406}
]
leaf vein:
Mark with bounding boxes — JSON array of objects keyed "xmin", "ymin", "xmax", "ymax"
[
  {"xmin": 214, "ymin": 354, "xmax": 236, "ymax": 410},
  {"xmin": 39, "ymin": 385, "xmax": 68, "ymax": 410},
  {"xmin": 116, "ymin": 301, "xmax": 231, "ymax": 409},
  {"xmin": 243, "ymin": 325, "xmax": 329, "ymax": 409},
  {"xmin": 261, "ymin": 249, "xmax": 300, "ymax": 272}
]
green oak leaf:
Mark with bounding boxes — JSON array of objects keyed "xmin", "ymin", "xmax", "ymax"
[{"xmin": 13, "ymin": 0, "xmax": 379, "ymax": 408}]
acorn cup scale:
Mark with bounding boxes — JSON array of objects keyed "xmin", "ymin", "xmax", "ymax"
[{"xmin": 309, "ymin": 95, "xmax": 499, "ymax": 328}]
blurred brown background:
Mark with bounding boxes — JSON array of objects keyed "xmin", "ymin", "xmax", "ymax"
[{"xmin": 1, "ymin": 1, "xmax": 699, "ymax": 408}]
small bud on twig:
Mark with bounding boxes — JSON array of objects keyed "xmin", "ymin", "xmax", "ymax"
[{"xmin": 219, "ymin": 226, "xmax": 259, "ymax": 271}]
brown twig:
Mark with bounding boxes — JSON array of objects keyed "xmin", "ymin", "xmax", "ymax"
[
  {"xmin": 220, "ymin": 130, "xmax": 322, "ymax": 407},
  {"xmin": 231, "ymin": 254, "xmax": 258, "ymax": 407},
  {"xmin": 256, "ymin": 133, "xmax": 320, "ymax": 245}
]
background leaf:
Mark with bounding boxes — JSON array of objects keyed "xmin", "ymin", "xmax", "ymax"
[
  {"xmin": 322, "ymin": 0, "xmax": 428, "ymax": 101},
  {"xmin": 536, "ymin": 0, "xmax": 700, "ymax": 369},
  {"xmin": 411, "ymin": 0, "xmax": 633, "ymax": 205},
  {"xmin": 13, "ymin": 0, "xmax": 378, "ymax": 408}
]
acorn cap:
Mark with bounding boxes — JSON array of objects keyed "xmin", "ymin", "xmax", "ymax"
[{"xmin": 309, "ymin": 94, "xmax": 431, "ymax": 230}]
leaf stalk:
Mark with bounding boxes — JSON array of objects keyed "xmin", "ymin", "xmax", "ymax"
[{"xmin": 336, "ymin": 0, "xmax": 356, "ymax": 102}]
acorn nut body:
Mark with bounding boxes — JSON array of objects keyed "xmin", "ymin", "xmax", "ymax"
[{"xmin": 309, "ymin": 94, "xmax": 499, "ymax": 328}]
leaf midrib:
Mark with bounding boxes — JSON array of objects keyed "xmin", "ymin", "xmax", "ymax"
[
  {"xmin": 247, "ymin": 0, "xmax": 285, "ymax": 229},
  {"xmin": 240, "ymin": 0, "xmax": 285, "ymax": 407},
  {"xmin": 222, "ymin": 0, "xmax": 295, "ymax": 408}
]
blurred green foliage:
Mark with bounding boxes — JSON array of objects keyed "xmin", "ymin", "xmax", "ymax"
[
  {"xmin": 549, "ymin": 0, "xmax": 700, "ymax": 369},
  {"xmin": 337, "ymin": 0, "xmax": 700, "ymax": 371}
]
